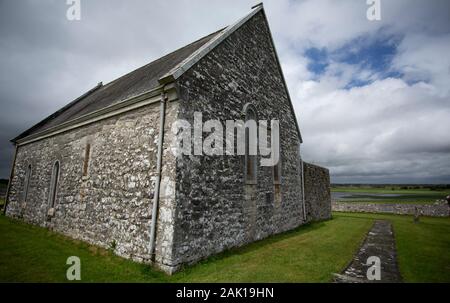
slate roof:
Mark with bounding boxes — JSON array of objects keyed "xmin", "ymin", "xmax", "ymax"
[{"xmin": 12, "ymin": 28, "xmax": 224, "ymax": 142}]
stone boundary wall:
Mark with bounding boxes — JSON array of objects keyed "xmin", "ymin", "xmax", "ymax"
[
  {"xmin": 304, "ymin": 162, "xmax": 332, "ymax": 221},
  {"xmin": 332, "ymin": 201, "xmax": 450, "ymax": 217}
]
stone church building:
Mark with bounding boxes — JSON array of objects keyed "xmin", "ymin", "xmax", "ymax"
[{"xmin": 4, "ymin": 5, "xmax": 331, "ymax": 274}]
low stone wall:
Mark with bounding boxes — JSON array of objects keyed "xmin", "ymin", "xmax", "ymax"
[
  {"xmin": 332, "ymin": 201, "xmax": 450, "ymax": 217},
  {"xmin": 304, "ymin": 162, "xmax": 332, "ymax": 221}
]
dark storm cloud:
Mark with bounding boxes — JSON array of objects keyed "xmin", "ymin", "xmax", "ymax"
[
  {"xmin": 0, "ymin": 0, "xmax": 252, "ymax": 177},
  {"xmin": 0, "ymin": 0, "xmax": 449, "ymax": 183}
]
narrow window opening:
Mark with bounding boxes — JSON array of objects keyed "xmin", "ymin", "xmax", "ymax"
[
  {"xmin": 271, "ymin": 126, "xmax": 282, "ymax": 206},
  {"xmin": 273, "ymin": 147, "xmax": 281, "ymax": 185},
  {"xmin": 49, "ymin": 161, "xmax": 60, "ymax": 208},
  {"xmin": 273, "ymin": 159, "xmax": 282, "ymax": 206},
  {"xmin": 273, "ymin": 163, "xmax": 280, "ymax": 183},
  {"xmin": 23, "ymin": 164, "xmax": 32, "ymax": 203},
  {"xmin": 244, "ymin": 105, "xmax": 257, "ymax": 183},
  {"xmin": 83, "ymin": 143, "xmax": 91, "ymax": 176}
]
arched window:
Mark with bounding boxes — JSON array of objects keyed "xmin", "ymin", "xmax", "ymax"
[
  {"xmin": 22, "ymin": 164, "xmax": 32, "ymax": 203},
  {"xmin": 244, "ymin": 104, "xmax": 257, "ymax": 183},
  {"xmin": 48, "ymin": 161, "xmax": 60, "ymax": 208}
]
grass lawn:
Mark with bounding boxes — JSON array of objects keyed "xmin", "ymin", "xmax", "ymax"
[
  {"xmin": 337, "ymin": 213, "xmax": 450, "ymax": 282},
  {"xmin": 0, "ymin": 213, "xmax": 449, "ymax": 282}
]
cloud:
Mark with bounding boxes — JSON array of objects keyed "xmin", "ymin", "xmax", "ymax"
[
  {"xmin": 265, "ymin": 0, "xmax": 450, "ymax": 183},
  {"xmin": 297, "ymin": 77, "xmax": 450, "ymax": 182},
  {"xmin": 0, "ymin": 0, "xmax": 253, "ymax": 177},
  {"xmin": 392, "ymin": 33, "xmax": 450, "ymax": 95},
  {"xmin": 0, "ymin": 0, "xmax": 449, "ymax": 183}
]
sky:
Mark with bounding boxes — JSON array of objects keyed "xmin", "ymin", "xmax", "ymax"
[{"xmin": 0, "ymin": 0, "xmax": 449, "ymax": 183}]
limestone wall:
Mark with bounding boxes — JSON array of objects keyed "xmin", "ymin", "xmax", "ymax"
[
  {"xmin": 5, "ymin": 102, "xmax": 179, "ymax": 268},
  {"xmin": 170, "ymin": 10, "xmax": 305, "ymax": 267},
  {"xmin": 303, "ymin": 162, "xmax": 332, "ymax": 222}
]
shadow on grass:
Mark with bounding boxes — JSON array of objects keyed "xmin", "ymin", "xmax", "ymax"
[
  {"xmin": 1, "ymin": 213, "xmax": 335, "ymax": 281},
  {"xmin": 173, "ymin": 220, "xmax": 330, "ymax": 276}
]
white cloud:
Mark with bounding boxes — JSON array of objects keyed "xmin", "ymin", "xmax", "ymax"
[
  {"xmin": 264, "ymin": 0, "xmax": 450, "ymax": 182},
  {"xmin": 392, "ymin": 33, "xmax": 450, "ymax": 96},
  {"xmin": 266, "ymin": 0, "xmax": 381, "ymax": 49},
  {"xmin": 294, "ymin": 76, "xmax": 450, "ymax": 182},
  {"xmin": 0, "ymin": 0, "xmax": 449, "ymax": 183}
]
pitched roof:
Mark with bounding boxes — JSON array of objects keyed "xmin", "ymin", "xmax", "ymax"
[{"xmin": 12, "ymin": 28, "xmax": 225, "ymax": 142}]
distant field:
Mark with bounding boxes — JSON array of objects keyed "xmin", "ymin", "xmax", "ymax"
[{"xmin": 331, "ymin": 185, "xmax": 449, "ymax": 204}]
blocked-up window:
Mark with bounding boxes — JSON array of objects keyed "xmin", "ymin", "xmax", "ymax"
[
  {"xmin": 245, "ymin": 105, "xmax": 257, "ymax": 183},
  {"xmin": 49, "ymin": 161, "xmax": 60, "ymax": 208}
]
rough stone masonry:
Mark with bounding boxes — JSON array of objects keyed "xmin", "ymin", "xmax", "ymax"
[{"xmin": 4, "ymin": 6, "xmax": 331, "ymax": 274}]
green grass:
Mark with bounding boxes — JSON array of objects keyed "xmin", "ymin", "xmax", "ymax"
[
  {"xmin": 0, "ymin": 214, "xmax": 370, "ymax": 282},
  {"xmin": 336, "ymin": 213, "xmax": 450, "ymax": 282},
  {"xmin": 0, "ymin": 213, "xmax": 449, "ymax": 282},
  {"xmin": 174, "ymin": 216, "xmax": 370, "ymax": 282}
]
